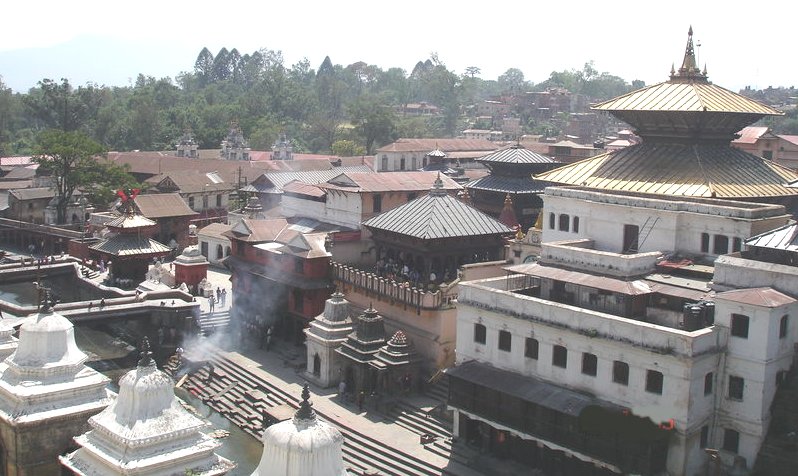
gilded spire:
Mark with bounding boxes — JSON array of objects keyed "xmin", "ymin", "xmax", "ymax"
[{"xmin": 671, "ymin": 26, "xmax": 708, "ymax": 83}]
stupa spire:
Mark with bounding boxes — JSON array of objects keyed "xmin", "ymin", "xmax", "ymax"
[
  {"xmin": 294, "ymin": 383, "xmax": 317, "ymax": 421},
  {"xmin": 671, "ymin": 26, "xmax": 707, "ymax": 82},
  {"xmin": 137, "ymin": 336, "xmax": 154, "ymax": 367}
]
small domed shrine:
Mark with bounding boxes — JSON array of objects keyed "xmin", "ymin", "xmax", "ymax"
[
  {"xmin": 251, "ymin": 384, "xmax": 347, "ymax": 476},
  {"xmin": 371, "ymin": 330, "xmax": 423, "ymax": 395},
  {"xmin": 0, "ymin": 292, "xmax": 112, "ymax": 475},
  {"xmin": 305, "ymin": 291, "xmax": 354, "ymax": 388},
  {"xmin": 61, "ymin": 338, "xmax": 235, "ymax": 475}
]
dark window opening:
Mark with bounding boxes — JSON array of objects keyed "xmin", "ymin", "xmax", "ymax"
[
  {"xmin": 780, "ymin": 315, "xmax": 789, "ymax": 339},
  {"xmin": 722, "ymin": 429, "xmax": 740, "ymax": 453},
  {"xmin": 700, "ymin": 426, "xmax": 709, "ymax": 448},
  {"xmin": 732, "ymin": 237, "xmax": 742, "ymax": 252},
  {"xmin": 646, "ymin": 370, "xmax": 664, "ymax": 395},
  {"xmin": 558, "ymin": 214, "xmax": 570, "ymax": 232},
  {"xmin": 552, "ymin": 345, "xmax": 567, "ymax": 368},
  {"xmin": 704, "ymin": 372, "xmax": 713, "ymax": 395},
  {"xmin": 728, "ymin": 376, "xmax": 744, "ymax": 401},
  {"xmin": 498, "ymin": 330, "xmax": 512, "ymax": 352},
  {"xmin": 731, "ymin": 314, "xmax": 749, "ymax": 339},
  {"xmin": 525, "ymin": 338, "xmax": 539, "ymax": 359},
  {"xmin": 573, "ymin": 216, "xmax": 580, "ymax": 233},
  {"xmin": 713, "ymin": 235, "xmax": 729, "ymax": 254},
  {"xmin": 582, "ymin": 353, "xmax": 598, "ymax": 376},
  {"xmin": 373, "ymin": 194, "xmax": 383, "ymax": 213},
  {"xmin": 701, "ymin": 233, "xmax": 710, "ymax": 253},
  {"xmin": 474, "ymin": 324, "xmax": 486, "ymax": 344},
  {"xmin": 613, "ymin": 360, "xmax": 629, "ymax": 385},
  {"xmin": 549, "ymin": 213, "xmax": 555, "ymax": 230}
]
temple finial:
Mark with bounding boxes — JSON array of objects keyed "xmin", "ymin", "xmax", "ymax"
[
  {"xmin": 294, "ymin": 383, "xmax": 316, "ymax": 421},
  {"xmin": 138, "ymin": 336, "xmax": 153, "ymax": 367},
  {"xmin": 672, "ymin": 26, "xmax": 707, "ymax": 82}
]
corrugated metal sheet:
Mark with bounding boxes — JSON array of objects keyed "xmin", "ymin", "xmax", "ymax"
[
  {"xmin": 321, "ymin": 171, "xmax": 461, "ymax": 193},
  {"xmin": 534, "ymin": 143, "xmax": 798, "ymax": 198},
  {"xmin": 134, "ymin": 193, "xmax": 198, "ymax": 218},
  {"xmin": 593, "ymin": 82, "xmax": 783, "ymax": 115},
  {"xmin": 465, "ymin": 175, "xmax": 550, "ymax": 194},
  {"xmin": 745, "ymin": 223, "xmax": 798, "ymax": 251},
  {"xmin": 476, "ymin": 146, "xmax": 557, "ymax": 165},
  {"xmin": 363, "ymin": 193, "xmax": 513, "ymax": 239},
  {"xmin": 259, "ymin": 166, "xmax": 372, "ymax": 190},
  {"xmin": 716, "ymin": 287, "xmax": 796, "ymax": 307},
  {"xmin": 104, "ymin": 214, "xmax": 156, "ymax": 229}
]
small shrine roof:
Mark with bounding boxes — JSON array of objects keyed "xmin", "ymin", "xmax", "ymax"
[
  {"xmin": 104, "ymin": 213, "xmax": 157, "ymax": 229},
  {"xmin": 90, "ymin": 234, "xmax": 172, "ymax": 257},
  {"xmin": 476, "ymin": 145, "xmax": 558, "ymax": 164}
]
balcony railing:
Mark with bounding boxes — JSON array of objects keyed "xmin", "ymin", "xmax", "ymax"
[{"xmin": 331, "ymin": 261, "xmax": 457, "ymax": 312}]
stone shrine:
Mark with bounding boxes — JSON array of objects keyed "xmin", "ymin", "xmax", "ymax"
[
  {"xmin": 60, "ymin": 338, "xmax": 234, "ymax": 475},
  {"xmin": 0, "ymin": 294, "xmax": 112, "ymax": 475},
  {"xmin": 304, "ymin": 291, "xmax": 354, "ymax": 388}
]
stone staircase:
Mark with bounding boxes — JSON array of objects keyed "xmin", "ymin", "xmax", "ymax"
[
  {"xmin": 173, "ymin": 354, "xmax": 452, "ymax": 476},
  {"xmin": 198, "ymin": 309, "xmax": 231, "ymax": 335}
]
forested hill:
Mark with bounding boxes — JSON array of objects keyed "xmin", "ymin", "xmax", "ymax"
[{"xmin": 0, "ymin": 47, "xmax": 793, "ymax": 157}]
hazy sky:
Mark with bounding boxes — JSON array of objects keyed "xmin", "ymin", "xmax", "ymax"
[{"xmin": 1, "ymin": 0, "xmax": 794, "ymax": 93}]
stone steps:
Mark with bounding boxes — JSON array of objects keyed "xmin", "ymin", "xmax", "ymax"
[
  {"xmin": 180, "ymin": 355, "xmax": 447, "ymax": 476},
  {"xmin": 198, "ymin": 310, "xmax": 230, "ymax": 334},
  {"xmin": 387, "ymin": 401, "xmax": 452, "ymax": 439}
]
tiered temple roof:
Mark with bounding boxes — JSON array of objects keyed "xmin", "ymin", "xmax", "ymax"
[
  {"xmin": 535, "ymin": 27, "xmax": 798, "ymax": 201},
  {"xmin": 306, "ymin": 291, "xmax": 354, "ymax": 344},
  {"xmin": 336, "ymin": 305, "xmax": 386, "ymax": 365}
]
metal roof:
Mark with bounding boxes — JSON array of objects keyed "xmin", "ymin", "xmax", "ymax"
[
  {"xmin": 716, "ymin": 287, "xmax": 796, "ymax": 308},
  {"xmin": 465, "ymin": 175, "xmax": 550, "ymax": 194},
  {"xmin": 134, "ymin": 193, "xmax": 198, "ymax": 218},
  {"xmin": 477, "ymin": 145, "xmax": 557, "ymax": 165},
  {"xmin": 363, "ymin": 190, "xmax": 513, "ymax": 239},
  {"xmin": 104, "ymin": 213, "xmax": 157, "ymax": 229},
  {"xmin": 534, "ymin": 143, "xmax": 798, "ymax": 199},
  {"xmin": 321, "ymin": 171, "xmax": 462, "ymax": 193},
  {"xmin": 745, "ymin": 222, "xmax": 798, "ymax": 251},
  {"xmin": 89, "ymin": 234, "xmax": 172, "ymax": 256},
  {"xmin": 446, "ymin": 360, "xmax": 621, "ymax": 417},
  {"xmin": 593, "ymin": 82, "xmax": 782, "ymax": 116},
  {"xmin": 249, "ymin": 166, "xmax": 373, "ymax": 193}
]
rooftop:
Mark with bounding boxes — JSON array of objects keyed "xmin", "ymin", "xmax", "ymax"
[{"xmin": 134, "ymin": 193, "xmax": 198, "ymax": 218}]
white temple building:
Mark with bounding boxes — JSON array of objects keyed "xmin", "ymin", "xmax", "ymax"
[
  {"xmin": 0, "ymin": 318, "xmax": 18, "ymax": 361},
  {"xmin": 60, "ymin": 338, "xmax": 235, "ymax": 476},
  {"xmin": 0, "ymin": 294, "xmax": 113, "ymax": 475},
  {"xmin": 251, "ymin": 384, "xmax": 348, "ymax": 476},
  {"xmin": 305, "ymin": 291, "xmax": 354, "ymax": 388}
]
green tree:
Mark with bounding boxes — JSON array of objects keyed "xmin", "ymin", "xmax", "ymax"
[
  {"xmin": 331, "ymin": 139, "xmax": 366, "ymax": 157},
  {"xmin": 498, "ymin": 68, "xmax": 528, "ymax": 95},
  {"xmin": 194, "ymin": 47, "xmax": 214, "ymax": 86},
  {"xmin": 33, "ymin": 130, "xmax": 107, "ymax": 223},
  {"xmin": 349, "ymin": 96, "xmax": 397, "ymax": 154}
]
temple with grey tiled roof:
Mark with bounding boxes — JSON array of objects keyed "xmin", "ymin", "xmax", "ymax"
[
  {"xmin": 535, "ymin": 27, "xmax": 798, "ymax": 210},
  {"xmin": 466, "ymin": 143, "xmax": 562, "ymax": 229}
]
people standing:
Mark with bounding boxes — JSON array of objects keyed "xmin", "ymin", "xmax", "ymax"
[
  {"xmin": 338, "ymin": 380, "xmax": 347, "ymax": 402},
  {"xmin": 209, "ymin": 296, "xmax": 215, "ymax": 314},
  {"xmin": 220, "ymin": 289, "xmax": 227, "ymax": 307},
  {"xmin": 216, "ymin": 287, "xmax": 221, "ymax": 302}
]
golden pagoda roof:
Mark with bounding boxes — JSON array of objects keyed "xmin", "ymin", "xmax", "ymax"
[
  {"xmin": 592, "ymin": 28, "xmax": 782, "ymax": 141},
  {"xmin": 592, "ymin": 81, "xmax": 782, "ymax": 116},
  {"xmin": 534, "ymin": 143, "xmax": 798, "ymax": 199}
]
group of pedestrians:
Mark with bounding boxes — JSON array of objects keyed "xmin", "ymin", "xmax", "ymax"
[{"xmin": 207, "ymin": 287, "xmax": 228, "ymax": 314}]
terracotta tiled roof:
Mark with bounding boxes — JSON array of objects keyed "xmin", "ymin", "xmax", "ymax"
[
  {"xmin": 145, "ymin": 170, "xmax": 235, "ymax": 194},
  {"xmin": 198, "ymin": 222, "xmax": 233, "ymax": 240},
  {"xmin": 282, "ymin": 180, "xmax": 326, "ymax": 198},
  {"xmin": 320, "ymin": 171, "xmax": 462, "ymax": 193},
  {"xmin": 8, "ymin": 187, "xmax": 55, "ymax": 201},
  {"xmin": 375, "ymin": 138, "xmax": 498, "ymax": 154},
  {"xmin": 134, "ymin": 193, "xmax": 198, "ymax": 218}
]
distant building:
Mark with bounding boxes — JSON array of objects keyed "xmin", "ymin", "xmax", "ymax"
[
  {"xmin": 133, "ymin": 193, "xmax": 199, "ymax": 250},
  {"xmin": 175, "ymin": 129, "xmax": 199, "ymax": 158},
  {"xmin": 374, "ymin": 138, "xmax": 498, "ymax": 172},
  {"xmin": 198, "ymin": 222, "xmax": 233, "ymax": 266},
  {"xmin": 732, "ymin": 126, "xmax": 798, "ymax": 170},
  {"xmin": 145, "ymin": 170, "xmax": 234, "ymax": 226}
]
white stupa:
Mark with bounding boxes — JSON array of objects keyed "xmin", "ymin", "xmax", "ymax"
[
  {"xmin": 0, "ymin": 293, "xmax": 113, "ymax": 474},
  {"xmin": 0, "ymin": 317, "xmax": 19, "ymax": 361},
  {"xmin": 252, "ymin": 384, "xmax": 348, "ymax": 476},
  {"xmin": 60, "ymin": 338, "xmax": 235, "ymax": 475}
]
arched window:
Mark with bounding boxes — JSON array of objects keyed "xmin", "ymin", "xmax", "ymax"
[
  {"xmin": 549, "ymin": 213, "xmax": 556, "ymax": 229},
  {"xmin": 559, "ymin": 214, "xmax": 570, "ymax": 232},
  {"xmin": 573, "ymin": 216, "xmax": 580, "ymax": 233},
  {"xmin": 216, "ymin": 244, "xmax": 224, "ymax": 260},
  {"xmin": 225, "ymin": 246, "xmax": 232, "ymax": 256}
]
